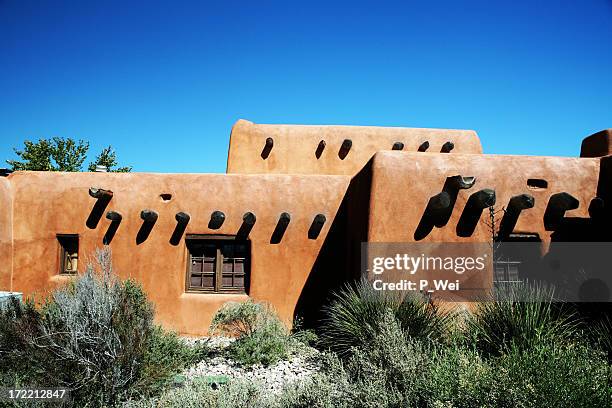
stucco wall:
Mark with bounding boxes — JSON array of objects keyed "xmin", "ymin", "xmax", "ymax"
[
  {"xmin": 0, "ymin": 178, "xmax": 13, "ymax": 291},
  {"xmin": 227, "ymin": 119, "xmax": 483, "ymax": 175},
  {"xmin": 367, "ymin": 152, "xmax": 601, "ymax": 243},
  {"xmin": 5, "ymin": 171, "xmax": 350, "ymax": 335}
]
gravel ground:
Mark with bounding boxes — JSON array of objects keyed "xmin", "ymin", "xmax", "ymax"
[{"xmin": 180, "ymin": 336, "xmax": 320, "ymax": 393}]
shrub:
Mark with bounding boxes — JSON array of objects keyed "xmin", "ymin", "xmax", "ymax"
[
  {"xmin": 0, "ymin": 297, "xmax": 45, "ymax": 388},
  {"xmin": 125, "ymin": 378, "xmax": 269, "ymax": 408},
  {"xmin": 278, "ymin": 310, "xmax": 432, "ymax": 408},
  {"xmin": 493, "ymin": 341, "xmax": 611, "ymax": 407},
  {"xmin": 211, "ymin": 300, "xmax": 290, "ymax": 366},
  {"xmin": 279, "ymin": 308, "xmax": 611, "ymax": 408},
  {"xmin": 135, "ymin": 326, "xmax": 210, "ymax": 397},
  {"xmin": 466, "ymin": 283, "xmax": 579, "ymax": 355},
  {"xmin": 0, "ymin": 248, "xmax": 203, "ymax": 406},
  {"xmin": 318, "ymin": 278, "xmax": 450, "ymax": 356},
  {"xmin": 588, "ymin": 314, "xmax": 612, "ymax": 360}
]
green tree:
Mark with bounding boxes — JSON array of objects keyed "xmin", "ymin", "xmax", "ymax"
[
  {"xmin": 7, "ymin": 138, "xmax": 132, "ymax": 172},
  {"xmin": 87, "ymin": 146, "xmax": 133, "ymax": 173}
]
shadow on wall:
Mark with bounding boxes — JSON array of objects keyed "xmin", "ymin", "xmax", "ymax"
[
  {"xmin": 293, "ymin": 159, "xmax": 373, "ymax": 328},
  {"xmin": 294, "ymin": 154, "xmax": 612, "ymax": 327}
]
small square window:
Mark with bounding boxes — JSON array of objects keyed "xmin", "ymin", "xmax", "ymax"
[
  {"xmin": 58, "ymin": 235, "xmax": 79, "ymax": 275},
  {"xmin": 186, "ymin": 235, "xmax": 249, "ymax": 293}
]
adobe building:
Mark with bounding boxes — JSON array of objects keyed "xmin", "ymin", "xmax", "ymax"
[{"xmin": 0, "ymin": 120, "xmax": 611, "ymax": 335}]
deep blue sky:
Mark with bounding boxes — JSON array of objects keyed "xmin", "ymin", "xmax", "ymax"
[{"xmin": 1, "ymin": 1, "xmax": 611, "ymax": 173}]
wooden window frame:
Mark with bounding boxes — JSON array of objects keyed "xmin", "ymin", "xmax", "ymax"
[
  {"xmin": 57, "ymin": 234, "xmax": 79, "ymax": 275},
  {"xmin": 185, "ymin": 234, "xmax": 250, "ymax": 294}
]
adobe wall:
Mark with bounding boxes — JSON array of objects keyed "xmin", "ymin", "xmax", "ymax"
[
  {"xmin": 3, "ymin": 171, "xmax": 350, "ymax": 335},
  {"xmin": 226, "ymin": 119, "xmax": 483, "ymax": 175},
  {"xmin": 0, "ymin": 178, "xmax": 13, "ymax": 291},
  {"xmin": 367, "ymin": 152, "xmax": 601, "ymax": 243}
]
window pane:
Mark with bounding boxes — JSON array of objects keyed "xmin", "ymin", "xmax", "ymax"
[
  {"xmin": 58, "ymin": 235, "xmax": 78, "ymax": 274},
  {"xmin": 508, "ymin": 265, "xmax": 519, "ymax": 281},
  {"xmin": 202, "ymin": 274, "xmax": 215, "ymax": 288},
  {"xmin": 203, "ymin": 257, "xmax": 215, "ymax": 272},
  {"xmin": 191, "ymin": 257, "xmax": 203, "ymax": 272},
  {"xmin": 190, "ymin": 275, "xmax": 202, "ymax": 287},
  {"xmin": 187, "ymin": 237, "xmax": 248, "ymax": 292},
  {"xmin": 222, "ymin": 274, "xmax": 233, "ymax": 287}
]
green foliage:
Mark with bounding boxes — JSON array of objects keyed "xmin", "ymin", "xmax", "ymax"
[
  {"xmin": 589, "ymin": 314, "xmax": 612, "ymax": 359},
  {"xmin": 87, "ymin": 145, "xmax": 133, "ymax": 172},
  {"xmin": 0, "ymin": 297, "xmax": 45, "ymax": 388},
  {"xmin": 136, "ymin": 326, "xmax": 210, "ymax": 397},
  {"xmin": 279, "ymin": 311, "xmax": 611, "ymax": 408},
  {"xmin": 211, "ymin": 300, "xmax": 291, "ymax": 366},
  {"xmin": 124, "ymin": 378, "xmax": 268, "ymax": 408},
  {"xmin": 467, "ymin": 283, "xmax": 579, "ymax": 355},
  {"xmin": 0, "ymin": 249, "xmax": 199, "ymax": 406},
  {"xmin": 318, "ymin": 278, "xmax": 450, "ymax": 356},
  {"xmin": 7, "ymin": 137, "xmax": 131, "ymax": 172},
  {"xmin": 7, "ymin": 137, "xmax": 89, "ymax": 171}
]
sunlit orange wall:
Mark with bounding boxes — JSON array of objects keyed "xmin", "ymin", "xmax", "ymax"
[
  {"xmin": 367, "ymin": 152, "xmax": 600, "ymax": 243},
  {"xmin": 227, "ymin": 119, "xmax": 483, "ymax": 175},
  {"xmin": 0, "ymin": 178, "xmax": 13, "ymax": 291},
  {"xmin": 3, "ymin": 171, "xmax": 349, "ymax": 335}
]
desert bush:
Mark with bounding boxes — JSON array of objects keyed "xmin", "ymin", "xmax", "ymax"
[
  {"xmin": 587, "ymin": 314, "xmax": 612, "ymax": 360},
  {"xmin": 211, "ymin": 300, "xmax": 291, "ymax": 366},
  {"xmin": 279, "ymin": 306, "xmax": 611, "ymax": 408},
  {"xmin": 0, "ymin": 249, "xmax": 203, "ymax": 406},
  {"xmin": 318, "ymin": 278, "xmax": 450, "ymax": 356},
  {"xmin": 19, "ymin": 249, "xmax": 155, "ymax": 405},
  {"xmin": 125, "ymin": 378, "xmax": 269, "ymax": 408},
  {"xmin": 493, "ymin": 341, "xmax": 611, "ymax": 407},
  {"xmin": 135, "ymin": 326, "xmax": 210, "ymax": 397},
  {"xmin": 277, "ymin": 310, "xmax": 432, "ymax": 408},
  {"xmin": 466, "ymin": 283, "xmax": 579, "ymax": 355}
]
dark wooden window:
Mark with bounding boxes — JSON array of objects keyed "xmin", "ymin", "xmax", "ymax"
[
  {"xmin": 186, "ymin": 235, "xmax": 249, "ymax": 293},
  {"xmin": 494, "ymin": 260, "xmax": 521, "ymax": 284},
  {"xmin": 57, "ymin": 234, "xmax": 79, "ymax": 275}
]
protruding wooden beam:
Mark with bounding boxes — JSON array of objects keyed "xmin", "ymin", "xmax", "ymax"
[
  {"xmin": 392, "ymin": 142, "xmax": 404, "ymax": 151},
  {"xmin": 498, "ymin": 194, "xmax": 535, "ymax": 238},
  {"xmin": 261, "ymin": 137, "xmax": 274, "ymax": 159},
  {"xmin": 209, "ymin": 210, "xmax": 225, "ymax": 229},
  {"xmin": 588, "ymin": 197, "xmax": 605, "ymax": 219},
  {"xmin": 87, "ymin": 187, "xmax": 114, "ymax": 229},
  {"xmin": 456, "ymin": 189, "xmax": 496, "ymax": 237},
  {"xmin": 441, "ymin": 141, "xmax": 455, "ymax": 153},
  {"xmin": 103, "ymin": 211, "xmax": 122, "ymax": 244},
  {"xmin": 430, "ymin": 191, "xmax": 451, "ymax": 211},
  {"xmin": 170, "ymin": 212, "xmax": 191, "ymax": 246},
  {"xmin": 470, "ymin": 189, "xmax": 496, "ymax": 209},
  {"xmin": 89, "ymin": 187, "xmax": 113, "ymax": 199},
  {"xmin": 243, "ymin": 211, "xmax": 256, "ymax": 226},
  {"xmin": 140, "ymin": 210, "xmax": 159, "ymax": 223},
  {"xmin": 544, "ymin": 192, "xmax": 579, "ymax": 230},
  {"xmin": 339, "ymin": 139, "xmax": 352, "ymax": 159},
  {"xmin": 106, "ymin": 211, "xmax": 122, "ymax": 222},
  {"xmin": 308, "ymin": 214, "xmax": 326, "ymax": 239},
  {"xmin": 418, "ymin": 141, "xmax": 429, "ymax": 152},
  {"xmin": 137, "ymin": 210, "xmax": 158, "ymax": 245},
  {"xmin": 237, "ymin": 211, "xmax": 257, "ymax": 239},
  {"xmin": 447, "ymin": 175, "xmax": 476, "ymax": 190},
  {"xmin": 175, "ymin": 211, "xmax": 190, "ymax": 224},
  {"xmin": 315, "ymin": 140, "xmax": 326, "ymax": 159},
  {"xmin": 270, "ymin": 212, "xmax": 291, "ymax": 244}
]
